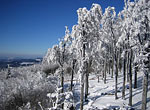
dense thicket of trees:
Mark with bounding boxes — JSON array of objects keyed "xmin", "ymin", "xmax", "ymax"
[{"xmin": 43, "ymin": 0, "xmax": 150, "ymax": 109}]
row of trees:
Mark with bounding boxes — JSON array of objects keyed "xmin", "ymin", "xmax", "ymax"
[{"xmin": 43, "ymin": 0, "xmax": 150, "ymax": 109}]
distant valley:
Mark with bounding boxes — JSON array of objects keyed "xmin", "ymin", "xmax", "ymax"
[{"xmin": 0, "ymin": 58, "xmax": 42, "ymax": 69}]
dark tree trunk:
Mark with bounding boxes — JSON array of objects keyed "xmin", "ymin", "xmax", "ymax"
[
  {"xmin": 85, "ymin": 69, "xmax": 89, "ymax": 102},
  {"xmin": 85, "ymin": 59, "xmax": 92, "ymax": 101},
  {"xmin": 98, "ymin": 75, "xmax": 100, "ymax": 83},
  {"xmin": 118, "ymin": 47, "xmax": 122, "ymax": 73},
  {"xmin": 61, "ymin": 70, "xmax": 64, "ymax": 93},
  {"xmin": 70, "ymin": 70, "xmax": 74, "ymax": 91},
  {"xmin": 126, "ymin": 32, "xmax": 130, "ymax": 83},
  {"xmin": 134, "ymin": 65, "xmax": 138, "ymax": 89},
  {"xmin": 115, "ymin": 64, "xmax": 118, "ymax": 100},
  {"xmin": 103, "ymin": 62, "xmax": 105, "ymax": 79},
  {"xmin": 141, "ymin": 15, "xmax": 149, "ymax": 110},
  {"xmin": 127, "ymin": 51, "xmax": 130, "ymax": 82},
  {"xmin": 109, "ymin": 47, "xmax": 111, "ymax": 75},
  {"xmin": 115, "ymin": 49, "xmax": 118, "ymax": 100},
  {"xmin": 141, "ymin": 73, "xmax": 148, "ymax": 110},
  {"xmin": 104, "ymin": 58, "xmax": 107, "ymax": 84},
  {"xmin": 70, "ymin": 59, "xmax": 76, "ymax": 91},
  {"xmin": 129, "ymin": 49, "xmax": 133, "ymax": 106},
  {"xmin": 111, "ymin": 58, "xmax": 114, "ymax": 78},
  {"xmin": 109, "ymin": 60, "xmax": 111, "ymax": 75},
  {"xmin": 122, "ymin": 51, "xmax": 126, "ymax": 99}
]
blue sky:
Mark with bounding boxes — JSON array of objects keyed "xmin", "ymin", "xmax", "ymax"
[{"xmin": 0, "ymin": 0, "xmax": 127, "ymax": 58}]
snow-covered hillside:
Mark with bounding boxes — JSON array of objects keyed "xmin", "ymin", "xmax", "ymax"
[{"xmin": 69, "ymin": 72, "xmax": 150, "ymax": 110}]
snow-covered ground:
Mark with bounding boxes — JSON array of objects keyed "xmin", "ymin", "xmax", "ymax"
[
  {"xmin": 20, "ymin": 62, "xmax": 34, "ymax": 65},
  {"xmin": 68, "ymin": 72, "xmax": 150, "ymax": 110}
]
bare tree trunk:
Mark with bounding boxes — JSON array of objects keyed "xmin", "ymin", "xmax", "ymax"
[
  {"xmin": 115, "ymin": 64, "xmax": 118, "ymax": 100},
  {"xmin": 80, "ymin": 43, "xmax": 86, "ymax": 110},
  {"xmin": 109, "ymin": 60, "xmax": 111, "ymax": 75},
  {"xmin": 115, "ymin": 49, "xmax": 118, "ymax": 100},
  {"xmin": 141, "ymin": 73, "xmax": 148, "ymax": 110},
  {"xmin": 111, "ymin": 42, "xmax": 114, "ymax": 78},
  {"xmin": 134, "ymin": 65, "xmax": 138, "ymax": 89},
  {"xmin": 98, "ymin": 75, "xmax": 100, "ymax": 83},
  {"xmin": 60, "ymin": 70, "xmax": 64, "ymax": 109},
  {"xmin": 103, "ymin": 61, "xmax": 105, "ymax": 79},
  {"xmin": 60, "ymin": 44, "xmax": 66, "ymax": 109},
  {"xmin": 61, "ymin": 44, "xmax": 65, "ymax": 94},
  {"xmin": 80, "ymin": 72, "xmax": 85, "ymax": 110},
  {"xmin": 111, "ymin": 55, "xmax": 114, "ymax": 78},
  {"xmin": 85, "ymin": 59, "xmax": 92, "ymax": 101},
  {"xmin": 127, "ymin": 51, "xmax": 130, "ymax": 82},
  {"xmin": 122, "ymin": 51, "xmax": 126, "ymax": 99},
  {"xmin": 129, "ymin": 49, "xmax": 133, "ymax": 106},
  {"xmin": 61, "ymin": 70, "xmax": 64, "ymax": 93},
  {"xmin": 104, "ymin": 58, "xmax": 107, "ymax": 84},
  {"xmin": 71, "ymin": 59, "xmax": 76, "ymax": 91},
  {"xmin": 126, "ymin": 32, "xmax": 130, "ymax": 83},
  {"xmin": 70, "ymin": 69, "xmax": 74, "ymax": 91},
  {"xmin": 141, "ymin": 15, "xmax": 149, "ymax": 110},
  {"xmin": 118, "ymin": 47, "xmax": 122, "ymax": 73},
  {"xmin": 80, "ymin": 71, "xmax": 84, "ymax": 110},
  {"xmin": 109, "ymin": 47, "xmax": 111, "ymax": 75},
  {"xmin": 85, "ymin": 68, "xmax": 89, "ymax": 102}
]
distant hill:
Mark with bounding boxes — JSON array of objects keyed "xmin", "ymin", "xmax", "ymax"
[{"xmin": 0, "ymin": 58, "xmax": 43, "ymax": 69}]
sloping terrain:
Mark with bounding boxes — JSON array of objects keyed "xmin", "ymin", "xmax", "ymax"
[{"xmin": 70, "ymin": 73, "xmax": 150, "ymax": 110}]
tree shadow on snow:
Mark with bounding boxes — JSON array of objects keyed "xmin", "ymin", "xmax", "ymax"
[
  {"xmin": 93, "ymin": 86, "xmax": 109, "ymax": 93},
  {"xmin": 122, "ymin": 76, "xmax": 143, "ymax": 100},
  {"xmin": 132, "ymin": 97, "xmax": 150, "ymax": 109}
]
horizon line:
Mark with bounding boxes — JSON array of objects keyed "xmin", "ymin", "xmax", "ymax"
[{"xmin": 0, "ymin": 53, "xmax": 44, "ymax": 59}]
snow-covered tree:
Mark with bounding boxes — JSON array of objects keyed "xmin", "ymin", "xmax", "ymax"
[{"xmin": 131, "ymin": 0, "xmax": 150, "ymax": 109}]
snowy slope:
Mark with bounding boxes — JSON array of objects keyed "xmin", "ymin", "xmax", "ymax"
[{"xmin": 69, "ymin": 72, "xmax": 150, "ymax": 110}]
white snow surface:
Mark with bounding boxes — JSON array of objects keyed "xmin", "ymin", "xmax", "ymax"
[{"xmin": 65, "ymin": 72, "xmax": 150, "ymax": 110}]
